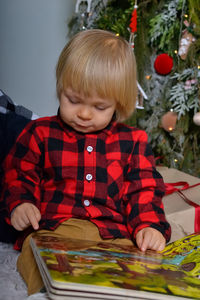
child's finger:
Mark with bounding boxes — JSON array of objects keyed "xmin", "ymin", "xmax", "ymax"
[
  {"xmin": 136, "ymin": 230, "xmax": 150, "ymax": 252},
  {"xmin": 135, "ymin": 231, "xmax": 143, "ymax": 250},
  {"xmin": 32, "ymin": 205, "xmax": 41, "ymax": 222},
  {"xmin": 11, "ymin": 215, "xmax": 28, "ymax": 231},
  {"xmin": 140, "ymin": 233, "xmax": 151, "ymax": 252},
  {"xmin": 157, "ymin": 240, "xmax": 166, "ymax": 252},
  {"xmin": 27, "ymin": 205, "xmax": 41, "ymax": 230}
]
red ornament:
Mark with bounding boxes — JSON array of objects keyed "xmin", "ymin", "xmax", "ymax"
[
  {"xmin": 129, "ymin": 7, "xmax": 137, "ymax": 33},
  {"xmin": 154, "ymin": 53, "xmax": 173, "ymax": 75}
]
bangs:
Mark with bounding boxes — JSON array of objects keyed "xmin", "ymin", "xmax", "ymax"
[{"xmin": 62, "ymin": 56, "xmax": 129, "ymax": 101}]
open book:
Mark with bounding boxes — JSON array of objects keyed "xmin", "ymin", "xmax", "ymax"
[{"xmin": 30, "ymin": 232, "xmax": 200, "ymax": 300}]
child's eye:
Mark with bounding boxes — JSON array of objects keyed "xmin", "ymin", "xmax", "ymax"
[
  {"xmin": 68, "ymin": 97, "xmax": 79, "ymax": 104},
  {"xmin": 95, "ymin": 106, "xmax": 107, "ymax": 111}
]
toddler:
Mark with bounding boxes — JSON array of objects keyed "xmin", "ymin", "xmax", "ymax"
[{"xmin": 1, "ymin": 29, "xmax": 171, "ymax": 294}]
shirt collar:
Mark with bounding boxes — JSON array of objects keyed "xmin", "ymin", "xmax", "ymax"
[{"xmin": 56, "ymin": 109, "xmax": 117, "ymax": 138}]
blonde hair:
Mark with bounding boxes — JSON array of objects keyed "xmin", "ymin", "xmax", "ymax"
[{"xmin": 56, "ymin": 29, "xmax": 137, "ymax": 121}]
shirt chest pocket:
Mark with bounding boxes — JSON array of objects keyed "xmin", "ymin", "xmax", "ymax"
[{"xmin": 106, "ymin": 160, "xmax": 124, "ymax": 199}]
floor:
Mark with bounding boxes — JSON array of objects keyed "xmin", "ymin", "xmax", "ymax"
[{"xmin": 0, "ymin": 242, "xmax": 48, "ymax": 300}]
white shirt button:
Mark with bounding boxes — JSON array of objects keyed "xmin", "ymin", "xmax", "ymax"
[
  {"xmin": 86, "ymin": 173, "xmax": 93, "ymax": 181},
  {"xmin": 84, "ymin": 199, "xmax": 90, "ymax": 207},
  {"xmin": 87, "ymin": 146, "xmax": 93, "ymax": 153}
]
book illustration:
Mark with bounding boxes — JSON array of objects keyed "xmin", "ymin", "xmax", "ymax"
[{"xmin": 30, "ymin": 233, "xmax": 200, "ymax": 299}]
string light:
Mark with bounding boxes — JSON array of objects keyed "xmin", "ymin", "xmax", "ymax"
[
  {"xmin": 145, "ymin": 75, "xmax": 151, "ymax": 80},
  {"xmin": 198, "ymin": 65, "xmax": 200, "ymax": 69},
  {"xmin": 184, "ymin": 14, "xmax": 188, "ymax": 18},
  {"xmin": 174, "ymin": 50, "xmax": 178, "ymax": 54},
  {"xmin": 174, "ymin": 159, "xmax": 178, "ymax": 163},
  {"xmin": 116, "ymin": 33, "xmax": 120, "ymax": 36}
]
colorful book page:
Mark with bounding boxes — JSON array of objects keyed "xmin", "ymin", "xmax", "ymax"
[{"xmin": 30, "ymin": 232, "xmax": 200, "ymax": 300}]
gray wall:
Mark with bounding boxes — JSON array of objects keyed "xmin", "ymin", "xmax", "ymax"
[{"xmin": 0, "ymin": 0, "xmax": 76, "ymax": 116}]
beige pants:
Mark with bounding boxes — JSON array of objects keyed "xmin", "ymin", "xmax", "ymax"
[{"xmin": 17, "ymin": 218, "xmax": 133, "ymax": 295}]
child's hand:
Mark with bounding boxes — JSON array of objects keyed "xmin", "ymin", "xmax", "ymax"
[
  {"xmin": 11, "ymin": 203, "xmax": 41, "ymax": 231},
  {"xmin": 136, "ymin": 227, "xmax": 166, "ymax": 252}
]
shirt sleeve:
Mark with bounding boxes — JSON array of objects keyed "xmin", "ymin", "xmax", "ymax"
[
  {"xmin": 124, "ymin": 130, "xmax": 171, "ymax": 243},
  {"xmin": 1, "ymin": 121, "xmax": 43, "ymax": 218}
]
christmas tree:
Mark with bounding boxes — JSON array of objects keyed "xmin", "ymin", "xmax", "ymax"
[{"xmin": 69, "ymin": 0, "xmax": 200, "ymax": 176}]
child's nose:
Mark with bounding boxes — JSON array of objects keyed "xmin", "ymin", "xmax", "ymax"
[{"xmin": 77, "ymin": 106, "xmax": 92, "ymax": 120}]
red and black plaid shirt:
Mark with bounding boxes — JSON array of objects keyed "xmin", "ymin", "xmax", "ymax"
[{"xmin": 2, "ymin": 114, "xmax": 171, "ymax": 249}]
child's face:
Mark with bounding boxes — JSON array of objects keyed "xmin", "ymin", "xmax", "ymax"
[{"xmin": 59, "ymin": 88, "xmax": 116, "ymax": 133}]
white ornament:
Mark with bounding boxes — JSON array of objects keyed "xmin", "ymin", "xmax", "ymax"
[
  {"xmin": 75, "ymin": 0, "xmax": 108, "ymax": 13},
  {"xmin": 193, "ymin": 112, "xmax": 200, "ymax": 126},
  {"xmin": 178, "ymin": 30, "xmax": 196, "ymax": 60},
  {"xmin": 75, "ymin": 0, "xmax": 93, "ymax": 13}
]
